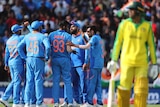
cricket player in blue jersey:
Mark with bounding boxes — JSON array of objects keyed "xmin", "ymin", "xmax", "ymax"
[
  {"xmin": 48, "ymin": 20, "xmax": 73, "ymax": 107},
  {"xmin": 2, "ymin": 24, "xmax": 25, "ymax": 107},
  {"xmin": 67, "ymin": 25, "xmax": 104, "ymax": 107},
  {"xmin": 69, "ymin": 21, "xmax": 89, "ymax": 104},
  {"xmin": 23, "ymin": 21, "xmax": 49, "ymax": 107},
  {"xmin": 17, "ymin": 20, "xmax": 50, "ymax": 107}
]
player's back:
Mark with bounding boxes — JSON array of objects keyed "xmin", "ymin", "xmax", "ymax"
[
  {"xmin": 6, "ymin": 34, "xmax": 23, "ymax": 65},
  {"xmin": 25, "ymin": 32, "xmax": 47, "ymax": 58},
  {"xmin": 49, "ymin": 30, "xmax": 71, "ymax": 59}
]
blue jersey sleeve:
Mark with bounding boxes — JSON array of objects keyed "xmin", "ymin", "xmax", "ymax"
[
  {"xmin": 48, "ymin": 32, "xmax": 52, "ymax": 44},
  {"xmin": 89, "ymin": 36, "xmax": 97, "ymax": 46},
  {"xmin": 17, "ymin": 37, "xmax": 27, "ymax": 60},
  {"xmin": 42, "ymin": 37, "xmax": 51, "ymax": 61},
  {"xmin": 84, "ymin": 49, "xmax": 89, "ymax": 64},
  {"xmin": 82, "ymin": 38, "xmax": 89, "ymax": 64},
  {"xmin": 67, "ymin": 33, "xmax": 72, "ymax": 42},
  {"xmin": 27, "ymin": 25, "xmax": 33, "ymax": 32},
  {"xmin": 4, "ymin": 46, "xmax": 10, "ymax": 66},
  {"xmin": 19, "ymin": 35, "xmax": 25, "ymax": 41}
]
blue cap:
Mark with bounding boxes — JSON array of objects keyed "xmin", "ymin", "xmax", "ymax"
[
  {"xmin": 70, "ymin": 21, "xmax": 80, "ymax": 29},
  {"xmin": 11, "ymin": 24, "xmax": 23, "ymax": 33},
  {"xmin": 31, "ymin": 21, "xmax": 43, "ymax": 30}
]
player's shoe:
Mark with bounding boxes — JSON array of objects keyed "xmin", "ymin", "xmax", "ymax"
[
  {"xmin": 30, "ymin": 104, "xmax": 36, "ymax": 107},
  {"xmin": 60, "ymin": 102, "xmax": 67, "ymax": 107},
  {"xmin": 80, "ymin": 103, "xmax": 93, "ymax": 107},
  {"xmin": 20, "ymin": 104, "xmax": 24, "ymax": 107},
  {"xmin": 0, "ymin": 98, "xmax": 10, "ymax": 107},
  {"xmin": 24, "ymin": 104, "xmax": 30, "ymax": 107},
  {"xmin": 95, "ymin": 104, "xmax": 103, "ymax": 107},
  {"xmin": 36, "ymin": 103, "xmax": 48, "ymax": 107},
  {"xmin": 72, "ymin": 102, "xmax": 81, "ymax": 107},
  {"xmin": 68, "ymin": 103, "xmax": 74, "ymax": 107},
  {"xmin": 54, "ymin": 103, "xmax": 59, "ymax": 107},
  {"xmin": 12, "ymin": 104, "xmax": 24, "ymax": 107}
]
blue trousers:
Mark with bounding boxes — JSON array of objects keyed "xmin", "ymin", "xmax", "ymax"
[
  {"xmin": 64, "ymin": 67, "xmax": 89, "ymax": 103},
  {"xmin": 2, "ymin": 65, "xmax": 25, "ymax": 104},
  {"xmin": 52, "ymin": 58, "xmax": 73, "ymax": 104},
  {"xmin": 83, "ymin": 70, "xmax": 89, "ymax": 103},
  {"xmin": 25, "ymin": 57, "xmax": 45, "ymax": 105},
  {"xmin": 5, "ymin": 63, "xmax": 24, "ymax": 104},
  {"xmin": 87, "ymin": 68, "xmax": 103, "ymax": 105},
  {"xmin": 2, "ymin": 81, "xmax": 13, "ymax": 101},
  {"xmin": 71, "ymin": 67, "xmax": 84, "ymax": 104}
]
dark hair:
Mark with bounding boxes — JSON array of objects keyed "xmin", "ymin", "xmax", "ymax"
[
  {"xmin": 87, "ymin": 25, "xmax": 97, "ymax": 34},
  {"xmin": 59, "ymin": 20, "xmax": 70, "ymax": 28}
]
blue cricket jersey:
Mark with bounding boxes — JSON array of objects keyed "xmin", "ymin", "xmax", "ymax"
[
  {"xmin": 48, "ymin": 30, "xmax": 71, "ymax": 59},
  {"xmin": 71, "ymin": 34, "xmax": 88, "ymax": 67},
  {"xmin": 5, "ymin": 34, "xmax": 24, "ymax": 66},
  {"xmin": 18, "ymin": 31, "xmax": 50, "ymax": 60},
  {"xmin": 89, "ymin": 34, "xmax": 104, "ymax": 68}
]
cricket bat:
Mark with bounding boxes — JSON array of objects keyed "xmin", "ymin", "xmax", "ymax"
[{"xmin": 107, "ymin": 71, "xmax": 115, "ymax": 107}]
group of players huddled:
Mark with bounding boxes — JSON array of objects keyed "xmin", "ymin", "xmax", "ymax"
[{"xmin": 0, "ymin": 17, "xmax": 104, "ymax": 107}]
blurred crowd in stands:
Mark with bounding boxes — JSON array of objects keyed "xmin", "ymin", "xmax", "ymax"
[{"xmin": 0, "ymin": 0, "xmax": 160, "ymax": 82}]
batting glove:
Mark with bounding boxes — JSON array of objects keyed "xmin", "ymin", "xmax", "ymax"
[
  {"xmin": 107, "ymin": 60, "xmax": 118, "ymax": 73},
  {"xmin": 148, "ymin": 64, "xmax": 159, "ymax": 80}
]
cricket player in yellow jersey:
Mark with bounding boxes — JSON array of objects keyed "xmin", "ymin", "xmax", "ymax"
[{"xmin": 108, "ymin": 1, "xmax": 158, "ymax": 107}]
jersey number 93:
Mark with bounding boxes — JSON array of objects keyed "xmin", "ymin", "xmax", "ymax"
[{"xmin": 52, "ymin": 39, "xmax": 64, "ymax": 53}]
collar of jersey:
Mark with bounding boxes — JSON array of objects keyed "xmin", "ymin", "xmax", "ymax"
[
  {"xmin": 58, "ymin": 29, "xmax": 65, "ymax": 32},
  {"xmin": 128, "ymin": 17, "xmax": 144, "ymax": 25}
]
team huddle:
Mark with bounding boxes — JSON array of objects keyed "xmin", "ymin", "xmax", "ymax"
[
  {"xmin": 1, "ymin": 19, "xmax": 104, "ymax": 107},
  {"xmin": 0, "ymin": 1, "xmax": 159, "ymax": 107}
]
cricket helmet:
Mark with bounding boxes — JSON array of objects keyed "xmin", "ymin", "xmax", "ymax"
[{"xmin": 128, "ymin": 1, "xmax": 145, "ymax": 12}]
